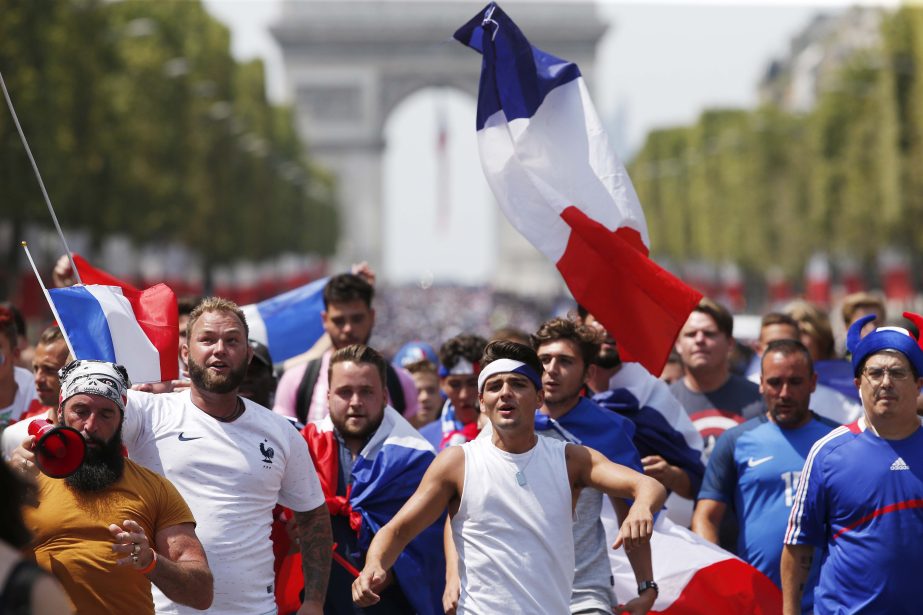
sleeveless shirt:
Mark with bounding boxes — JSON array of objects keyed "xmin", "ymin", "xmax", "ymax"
[{"xmin": 451, "ymin": 435, "xmax": 574, "ymax": 614}]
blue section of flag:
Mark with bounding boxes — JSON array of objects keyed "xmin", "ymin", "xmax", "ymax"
[
  {"xmin": 454, "ymin": 2, "xmax": 582, "ymax": 130},
  {"xmin": 256, "ymin": 276, "xmax": 328, "ymax": 363},
  {"xmin": 351, "ymin": 428, "xmax": 444, "ymax": 614},
  {"xmin": 48, "ymin": 286, "xmax": 117, "ymax": 363}
]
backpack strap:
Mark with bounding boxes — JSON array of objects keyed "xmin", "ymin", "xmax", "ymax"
[
  {"xmin": 385, "ymin": 364, "xmax": 406, "ymax": 414},
  {"xmin": 294, "ymin": 358, "xmax": 324, "ymax": 425}
]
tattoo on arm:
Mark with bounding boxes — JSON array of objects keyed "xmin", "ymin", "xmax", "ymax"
[
  {"xmin": 294, "ymin": 505, "xmax": 333, "ymax": 604},
  {"xmin": 798, "ymin": 554, "xmax": 813, "ymax": 571}
]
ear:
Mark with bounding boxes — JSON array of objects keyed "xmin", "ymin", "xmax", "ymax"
[
  {"xmin": 369, "ymin": 307, "xmax": 376, "ymax": 328},
  {"xmin": 585, "ymin": 363, "xmax": 597, "ymax": 385},
  {"xmin": 809, "ymin": 371, "xmax": 817, "ymax": 394},
  {"xmin": 534, "ymin": 386, "xmax": 544, "ymax": 409},
  {"xmin": 321, "ymin": 310, "xmax": 329, "ymax": 326},
  {"xmin": 180, "ymin": 342, "xmax": 189, "ymax": 364},
  {"xmin": 246, "ymin": 344, "xmax": 254, "ymax": 366}
]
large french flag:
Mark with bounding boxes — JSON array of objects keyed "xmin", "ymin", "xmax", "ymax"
[
  {"xmin": 47, "ymin": 284, "xmax": 178, "ymax": 383},
  {"xmin": 454, "ymin": 3, "xmax": 701, "ymax": 374},
  {"xmin": 241, "ymin": 276, "xmax": 328, "ymax": 364},
  {"xmin": 605, "ymin": 508, "xmax": 782, "ymax": 614}
]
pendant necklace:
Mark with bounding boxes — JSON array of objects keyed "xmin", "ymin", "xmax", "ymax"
[{"xmin": 514, "ymin": 437, "xmax": 538, "ymax": 487}]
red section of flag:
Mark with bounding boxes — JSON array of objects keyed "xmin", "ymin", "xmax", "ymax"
[
  {"xmin": 73, "ymin": 254, "xmax": 138, "ymax": 293},
  {"xmin": 122, "ymin": 284, "xmax": 179, "ymax": 381},
  {"xmin": 653, "ymin": 559, "xmax": 782, "ymax": 615},
  {"xmin": 71, "ymin": 255, "xmax": 178, "ymax": 381},
  {"xmin": 556, "ymin": 206, "xmax": 702, "ymax": 375}
]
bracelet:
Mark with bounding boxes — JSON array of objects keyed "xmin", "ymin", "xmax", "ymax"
[{"xmin": 138, "ymin": 549, "xmax": 158, "ymax": 575}]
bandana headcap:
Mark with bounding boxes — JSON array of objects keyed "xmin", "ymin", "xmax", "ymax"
[
  {"xmin": 477, "ymin": 358, "xmax": 542, "ymax": 392},
  {"xmin": 58, "ymin": 360, "xmax": 131, "ymax": 412},
  {"xmin": 438, "ymin": 357, "xmax": 480, "ymax": 378},
  {"xmin": 846, "ymin": 312, "xmax": 923, "ymax": 377}
]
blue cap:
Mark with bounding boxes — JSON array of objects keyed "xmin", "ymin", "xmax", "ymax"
[
  {"xmin": 847, "ymin": 312, "xmax": 923, "ymax": 377},
  {"xmin": 393, "ymin": 341, "xmax": 438, "ymax": 368}
]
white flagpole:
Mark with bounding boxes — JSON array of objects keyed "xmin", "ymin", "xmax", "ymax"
[
  {"xmin": 1, "ymin": 70, "xmax": 82, "ymax": 285},
  {"xmin": 21, "ymin": 242, "xmax": 77, "ymax": 359}
]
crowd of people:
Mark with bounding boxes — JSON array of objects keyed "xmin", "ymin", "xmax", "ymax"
[{"xmin": 1, "ymin": 276, "xmax": 921, "ymax": 615}]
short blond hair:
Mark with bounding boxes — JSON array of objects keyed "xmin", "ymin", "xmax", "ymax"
[{"xmin": 186, "ymin": 297, "xmax": 249, "ymax": 339}]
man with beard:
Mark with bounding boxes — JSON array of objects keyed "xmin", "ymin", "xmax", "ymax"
[
  {"xmin": 11, "ymin": 360, "xmax": 212, "ymax": 614},
  {"xmin": 303, "ymin": 344, "xmax": 444, "ymax": 614},
  {"xmin": 121, "ymin": 298, "xmax": 332, "ymax": 615},
  {"xmin": 274, "ymin": 274, "xmax": 418, "ymax": 424},
  {"xmin": 692, "ymin": 340, "xmax": 837, "ymax": 612}
]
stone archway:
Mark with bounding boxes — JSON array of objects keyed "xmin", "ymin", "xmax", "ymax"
[{"xmin": 273, "ymin": 1, "xmax": 607, "ymax": 295}]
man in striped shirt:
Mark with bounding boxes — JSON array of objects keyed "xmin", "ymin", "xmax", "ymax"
[{"xmin": 782, "ymin": 314, "xmax": 923, "ymax": 614}]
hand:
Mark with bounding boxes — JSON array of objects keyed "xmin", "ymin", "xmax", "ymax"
[
  {"xmin": 109, "ymin": 519, "xmax": 155, "ymax": 571},
  {"xmin": 295, "ymin": 601, "xmax": 323, "ymax": 615},
  {"xmin": 352, "ymin": 563, "xmax": 388, "ymax": 607},
  {"xmin": 612, "ymin": 505, "xmax": 654, "ymax": 553},
  {"xmin": 641, "ymin": 455, "xmax": 679, "ymax": 491},
  {"xmin": 11, "ymin": 435, "xmax": 40, "ymax": 479},
  {"xmin": 52, "ymin": 255, "xmax": 76, "ymax": 288},
  {"xmin": 442, "ymin": 572, "xmax": 460, "ymax": 614},
  {"xmin": 616, "ymin": 588, "xmax": 657, "ymax": 614},
  {"xmin": 131, "ymin": 379, "xmax": 190, "ymax": 394},
  {"xmin": 350, "ymin": 262, "xmax": 376, "ymax": 287}
]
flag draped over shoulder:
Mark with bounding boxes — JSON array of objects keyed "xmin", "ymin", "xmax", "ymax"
[
  {"xmin": 303, "ymin": 408, "xmax": 445, "ymax": 615},
  {"xmin": 240, "ymin": 276, "xmax": 328, "ymax": 364},
  {"xmin": 454, "ymin": 2, "xmax": 701, "ymax": 374},
  {"xmin": 47, "ymin": 284, "xmax": 178, "ymax": 383}
]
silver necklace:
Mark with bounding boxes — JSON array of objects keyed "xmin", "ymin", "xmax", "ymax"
[{"xmin": 514, "ymin": 437, "xmax": 538, "ymax": 487}]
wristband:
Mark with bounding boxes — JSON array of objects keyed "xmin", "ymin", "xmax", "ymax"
[{"xmin": 138, "ymin": 549, "xmax": 158, "ymax": 575}]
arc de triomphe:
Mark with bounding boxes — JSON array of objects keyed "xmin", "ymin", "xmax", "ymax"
[{"xmin": 272, "ymin": 1, "xmax": 607, "ymax": 296}]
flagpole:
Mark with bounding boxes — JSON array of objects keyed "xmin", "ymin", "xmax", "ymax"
[
  {"xmin": 21, "ymin": 242, "xmax": 77, "ymax": 359},
  {"xmin": 1, "ymin": 70, "xmax": 82, "ymax": 285}
]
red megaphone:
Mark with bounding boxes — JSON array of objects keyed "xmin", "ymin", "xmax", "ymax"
[{"xmin": 28, "ymin": 419, "xmax": 87, "ymax": 478}]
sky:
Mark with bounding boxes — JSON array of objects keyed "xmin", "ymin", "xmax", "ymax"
[{"xmin": 202, "ymin": 0, "xmax": 895, "ymax": 286}]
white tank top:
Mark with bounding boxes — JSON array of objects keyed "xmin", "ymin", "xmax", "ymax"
[{"xmin": 451, "ymin": 435, "xmax": 575, "ymax": 614}]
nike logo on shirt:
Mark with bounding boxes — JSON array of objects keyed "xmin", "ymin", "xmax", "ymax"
[
  {"xmin": 747, "ymin": 455, "xmax": 774, "ymax": 468},
  {"xmin": 178, "ymin": 432, "xmax": 203, "ymax": 442}
]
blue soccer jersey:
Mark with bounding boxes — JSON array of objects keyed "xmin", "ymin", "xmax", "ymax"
[
  {"xmin": 699, "ymin": 413, "xmax": 837, "ymax": 610},
  {"xmin": 785, "ymin": 422, "xmax": 923, "ymax": 614}
]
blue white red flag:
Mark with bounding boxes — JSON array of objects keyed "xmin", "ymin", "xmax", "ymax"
[
  {"xmin": 454, "ymin": 3, "xmax": 701, "ymax": 374},
  {"xmin": 604, "ymin": 508, "xmax": 782, "ymax": 614},
  {"xmin": 241, "ymin": 276, "xmax": 328, "ymax": 364},
  {"xmin": 303, "ymin": 407, "xmax": 445, "ymax": 615},
  {"xmin": 47, "ymin": 284, "xmax": 178, "ymax": 383}
]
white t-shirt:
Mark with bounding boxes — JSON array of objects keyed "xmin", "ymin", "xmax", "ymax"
[
  {"xmin": 0, "ymin": 366, "xmax": 38, "ymax": 427},
  {"xmin": 123, "ymin": 390, "xmax": 324, "ymax": 615}
]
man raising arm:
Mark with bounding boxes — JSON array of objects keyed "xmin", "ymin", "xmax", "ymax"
[{"xmin": 352, "ymin": 340, "xmax": 666, "ymax": 614}]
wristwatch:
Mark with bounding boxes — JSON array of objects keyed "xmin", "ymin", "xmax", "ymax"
[{"xmin": 638, "ymin": 580, "xmax": 659, "ymax": 596}]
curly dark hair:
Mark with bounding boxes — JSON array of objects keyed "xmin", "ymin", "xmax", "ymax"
[
  {"xmin": 530, "ymin": 317, "xmax": 600, "ymax": 368},
  {"xmin": 439, "ymin": 334, "xmax": 488, "ymax": 372}
]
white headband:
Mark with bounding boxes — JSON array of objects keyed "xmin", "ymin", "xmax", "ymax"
[{"xmin": 477, "ymin": 358, "xmax": 542, "ymax": 392}]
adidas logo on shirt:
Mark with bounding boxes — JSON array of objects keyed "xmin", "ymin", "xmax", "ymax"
[{"xmin": 890, "ymin": 457, "xmax": 910, "ymax": 471}]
